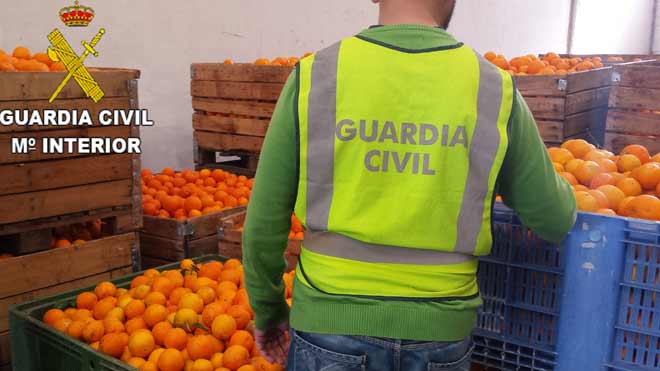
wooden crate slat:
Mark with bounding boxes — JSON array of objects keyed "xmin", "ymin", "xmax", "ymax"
[
  {"xmin": 195, "ymin": 131, "xmax": 264, "ymax": 153},
  {"xmin": 0, "ymin": 232, "xmax": 135, "ymax": 299},
  {"xmin": 514, "ymin": 68, "xmax": 611, "ymax": 96},
  {"xmin": 141, "ymin": 216, "xmax": 183, "ymax": 240},
  {"xmin": 565, "ymin": 67, "xmax": 612, "ymax": 94},
  {"xmin": 0, "ymin": 126, "xmax": 132, "ymax": 164},
  {"xmin": 218, "ymin": 242, "xmax": 242, "ymax": 260},
  {"xmin": 191, "ymin": 64, "xmax": 292, "ymax": 83},
  {"xmin": 0, "ymin": 69, "xmax": 139, "ymax": 101},
  {"xmin": 564, "ymin": 108, "xmax": 608, "ymax": 137},
  {"xmin": 0, "ymin": 207, "xmax": 131, "ymax": 236},
  {"xmin": 192, "ymin": 98, "xmax": 276, "ymax": 118},
  {"xmin": 609, "ymin": 86, "xmax": 660, "ymax": 112},
  {"xmin": 536, "ymin": 120, "xmax": 564, "ymax": 143},
  {"xmin": 606, "ymin": 110, "xmax": 660, "ymax": 136},
  {"xmin": 191, "ymin": 80, "xmax": 284, "ymax": 101},
  {"xmin": 0, "ymin": 267, "xmax": 132, "ymax": 333},
  {"xmin": 187, "ymin": 235, "xmax": 221, "ymax": 258},
  {"xmin": 0, "ymin": 153, "xmax": 132, "ymax": 196},
  {"xmin": 141, "ymin": 256, "xmax": 173, "ymax": 270},
  {"xmin": 604, "ymin": 133, "xmax": 660, "ymax": 155},
  {"xmin": 192, "ymin": 113, "xmax": 269, "ymax": 137},
  {"xmin": 140, "ymin": 233, "xmax": 184, "ymax": 262},
  {"xmin": 187, "ymin": 206, "xmax": 246, "ymax": 239},
  {"xmin": 524, "ymin": 96, "xmax": 565, "ymax": 120},
  {"xmin": 614, "ymin": 63, "xmax": 660, "ymax": 89},
  {"xmin": 0, "ymin": 97, "xmax": 131, "ymax": 133},
  {"xmin": 564, "ymin": 87, "xmax": 610, "ymax": 116},
  {"xmin": 0, "ymin": 179, "xmax": 132, "ymax": 225}
]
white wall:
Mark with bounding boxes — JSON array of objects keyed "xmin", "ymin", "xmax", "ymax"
[
  {"xmin": 2, "ymin": 0, "xmax": 651, "ymax": 170},
  {"xmin": 571, "ymin": 0, "xmax": 655, "ymax": 54},
  {"xmin": 654, "ymin": 0, "xmax": 660, "ymax": 53}
]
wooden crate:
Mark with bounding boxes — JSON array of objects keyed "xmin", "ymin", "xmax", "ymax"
[
  {"xmin": 0, "ymin": 69, "xmax": 142, "ymax": 254},
  {"xmin": 140, "ymin": 207, "xmax": 247, "ymax": 269},
  {"xmin": 605, "ymin": 61, "xmax": 660, "ymax": 154},
  {"xmin": 562, "ymin": 54, "xmax": 659, "ymax": 65},
  {"xmin": 0, "ymin": 232, "xmax": 138, "ymax": 368},
  {"xmin": 514, "ymin": 67, "xmax": 612, "ymax": 146},
  {"xmin": 190, "ymin": 63, "xmax": 293, "ymax": 169},
  {"xmin": 218, "ymin": 211, "xmax": 301, "ymax": 272}
]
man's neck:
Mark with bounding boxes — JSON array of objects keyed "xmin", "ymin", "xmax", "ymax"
[{"xmin": 378, "ymin": 14, "xmax": 441, "ymax": 27}]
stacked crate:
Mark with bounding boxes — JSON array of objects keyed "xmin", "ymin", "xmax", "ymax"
[
  {"xmin": 605, "ymin": 61, "xmax": 660, "ymax": 154},
  {"xmin": 514, "ymin": 67, "xmax": 612, "ymax": 147},
  {"xmin": 0, "ymin": 69, "xmax": 142, "ymax": 369},
  {"xmin": 190, "ymin": 63, "xmax": 293, "ymax": 171},
  {"xmin": 140, "ymin": 206, "xmax": 246, "ymax": 269}
]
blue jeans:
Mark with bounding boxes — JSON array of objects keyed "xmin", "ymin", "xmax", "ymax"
[{"xmin": 286, "ymin": 329, "xmax": 473, "ymax": 371}]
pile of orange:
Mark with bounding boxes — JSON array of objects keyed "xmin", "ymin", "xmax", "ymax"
[
  {"xmin": 222, "ymin": 54, "xmax": 313, "ymax": 67},
  {"xmin": 236, "ymin": 214, "xmax": 304, "ymax": 241},
  {"xmin": 485, "ymin": 52, "xmax": 604, "ymax": 76},
  {"xmin": 43, "ymin": 258, "xmax": 290, "ymax": 371},
  {"xmin": 0, "ymin": 46, "xmax": 66, "ymax": 72},
  {"xmin": 51, "ymin": 220, "xmax": 105, "ymax": 249},
  {"xmin": 549, "ymin": 140, "xmax": 660, "ymax": 221},
  {"xmin": 141, "ymin": 168, "xmax": 253, "ymax": 220}
]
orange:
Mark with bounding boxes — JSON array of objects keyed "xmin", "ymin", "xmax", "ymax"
[
  {"xmin": 212, "ymin": 314, "xmax": 237, "ymax": 340},
  {"xmin": 651, "ymin": 153, "xmax": 660, "ymax": 163},
  {"xmin": 192, "ymin": 359, "xmax": 214, "ymax": 371},
  {"xmin": 617, "ymin": 178, "xmax": 643, "ymax": 197},
  {"xmin": 76, "ymin": 292, "xmax": 98, "ymax": 310},
  {"xmin": 12, "ymin": 46, "xmax": 31, "ymax": 59},
  {"xmin": 211, "ymin": 353, "xmax": 224, "ymax": 368},
  {"xmin": 55, "ymin": 239, "xmax": 72, "ymax": 248},
  {"xmin": 103, "ymin": 318, "xmax": 125, "ymax": 334},
  {"xmin": 128, "ymin": 329, "xmax": 156, "ymax": 358},
  {"xmin": 229, "ymin": 330, "xmax": 254, "ymax": 351},
  {"xmin": 484, "ymin": 51, "xmax": 496, "ymax": 61},
  {"xmin": 158, "ymin": 348, "xmax": 185, "ymax": 371},
  {"xmin": 596, "ymin": 208, "xmax": 617, "ymax": 216},
  {"xmin": 100, "ymin": 333, "xmax": 126, "ymax": 358},
  {"xmin": 67, "ymin": 320, "xmax": 86, "ymax": 339},
  {"xmin": 174, "ymin": 308, "xmax": 199, "ymax": 329},
  {"xmin": 562, "ymin": 139, "xmax": 595, "ymax": 159},
  {"xmin": 93, "ymin": 297, "xmax": 117, "ymax": 320},
  {"xmin": 179, "ymin": 293, "xmax": 205, "ymax": 313},
  {"xmin": 227, "ymin": 306, "xmax": 251, "ymax": 330},
  {"xmin": 199, "ymin": 261, "xmax": 223, "ymax": 281},
  {"xmin": 82, "ymin": 320, "xmax": 105, "ymax": 342},
  {"xmin": 587, "ymin": 190, "xmax": 610, "ymax": 209},
  {"xmin": 574, "ymin": 191, "xmax": 599, "ymax": 212},
  {"xmin": 152, "ymin": 276, "xmax": 175, "ymax": 297},
  {"xmin": 187, "ymin": 335, "xmax": 216, "ymax": 361},
  {"xmin": 238, "ymin": 366, "xmax": 256, "ymax": 371},
  {"xmin": 144, "ymin": 304, "xmax": 170, "ymax": 328},
  {"xmin": 217, "ymin": 281, "xmax": 239, "ymax": 294},
  {"xmin": 220, "ymin": 269, "xmax": 241, "ymax": 286},
  {"xmin": 596, "ymin": 158, "xmax": 618, "ymax": 173},
  {"xmin": 145, "ymin": 291, "xmax": 168, "ymax": 306},
  {"xmin": 597, "ymin": 185, "xmax": 626, "ymax": 211},
  {"xmin": 125, "ymin": 300, "xmax": 146, "ymax": 319},
  {"xmin": 72, "ymin": 309, "xmax": 92, "ymax": 322},
  {"xmin": 53, "ymin": 317, "xmax": 73, "ymax": 333},
  {"xmin": 132, "ymin": 275, "xmax": 151, "ymax": 289},
  {"xmin": 622, "ymin": 144, "xmax": 651, "ymax": 164},
  {"xmin": 134, "ymin": 284, "xmax": 152, "ymax": 300},
  {"xmin": 197, "ymin": 286, "xmax": 216, "ymax": 305},
  {"xmin": 583, "ymin": 150, "xmax": 609, "ymax": 162},
  {"xmin": 125, "ymin": 316, "xmax": 148, "ymax": 334},
  {"xmin": 95, "ymin": 281, "xmax": 117, "ymax": 300},
  {"xmin": 575, "ymin": 161, "xmax": 602, "ymax": 186},
  {"xmin": 152, "ymin": 321, "xmax": 173, "ymax": 345},
  {"xmin": 223, "ymin": 345, "xmax": 250, "ymax": 370},
  {"xmin": 627, "ymin": 195, "xmax": 660, "ymax": 221},
  {"xmin": 128, "ymin": 357, "xmax": 147, "ymax": 369},
  {"xmin": 617, "ymin": 154, "xmax": 642, "ymax": 173},
  {"xmin": 164, "ymin": 327, "xmax": 188, "ymax": 350},
  {"xmin": 169, "ymin": 287, "xmax": 192, "ymax": 307},
  {"xmin": 164, "ymin": 270, "xmax": 185, "ymax": 288},
  {"xmin": 139, "ymin": 361, "xmax": 159, "ymax": 371},
  {"xmin": 202, "ymin": 302, "xmax": 226, "ymax": 327},
  {"xmin": 590, "ymin": 173, "xmax": 615, "ymax": 189},
  {"xmin": 43, "ymin": 308, "xmax": 66, "ymax": 326},
  {"xmin": 632, "ymin": 162, "xmax": 660, "ymax": 190},
  {"xmin": 105, "ymin": 307, "xmax": 125, "ymax": 322},
  {"xmin": 527, "ymin": 60, "xmax": 545, "ymax": 74},
  {"xmin": 185, "ymin": 196, "xmax": 203, "ymax": 213},
  {"xmin": 218, "ymin": 290, "xmax": 237, "ymax": 307}
]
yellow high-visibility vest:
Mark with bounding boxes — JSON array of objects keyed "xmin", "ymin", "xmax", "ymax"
[{"xmin": 294, "ymin": 36, "xmax": 513, "ymax": 300}]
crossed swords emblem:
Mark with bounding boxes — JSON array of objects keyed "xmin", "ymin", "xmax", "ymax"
[{"xmin": 47, "ymin": 28, "xmax": 105, "ymax": 103}]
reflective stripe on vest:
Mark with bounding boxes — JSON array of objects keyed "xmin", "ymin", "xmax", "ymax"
[{"xmin": 304, "ymin": 231, "xmax": 476, "ymax": 265}]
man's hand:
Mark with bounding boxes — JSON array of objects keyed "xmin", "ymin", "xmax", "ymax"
[{"xmin": 255, "ymin": 320, "xmax": 290, "ymax": 365}]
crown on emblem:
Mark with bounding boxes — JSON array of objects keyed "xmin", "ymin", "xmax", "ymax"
[{"xmin": 59, "ymin": 1, "xmax": 94, "ymax": 27}]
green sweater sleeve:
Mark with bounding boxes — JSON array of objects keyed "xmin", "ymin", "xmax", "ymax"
[
  {"xmin": 243, "ymin": 71, "xmax": 298, "ymax": 331},
  {"xmin": 497, "ymin": 90, "xmax": 577, "ymax": 243}
]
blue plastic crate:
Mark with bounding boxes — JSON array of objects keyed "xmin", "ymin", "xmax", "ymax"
[
  {"xmin": 606, "ymin": 219, "xmax": 660, "ymax": 371},
  {"xmin": 474, "ymin": 203, "xmax": 644, "ymax": 370}
]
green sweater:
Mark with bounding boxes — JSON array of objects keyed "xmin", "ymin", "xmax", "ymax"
[{"xmin": 243, "ymin": 25, "xmax": 577, "ymax": 341}]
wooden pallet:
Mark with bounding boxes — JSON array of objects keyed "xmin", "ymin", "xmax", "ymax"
[
  {"xmin": 0, "ymin": 69, "xmax": 142, "ymax": 254},
  {"xmin": 605, "ymin": 61, "xmax": 660, "ymax": 154},
  {"xmin": 190, "ymin": 63, "xmax": 293, "ymax": 169},
  {"xmin": 514, "ymin": 67, "xmax": 612, "ymax": 146},
  {"xmin": 140, "ymin": 207, "xmax": 247, "ymax": 269},
  {"xmin": 0, "ymin": 232, "xmax": 138, "ymax": 368},
  {"xmin": 218, "ymin": 210, "xmax": 301, "ymax": 272}
]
